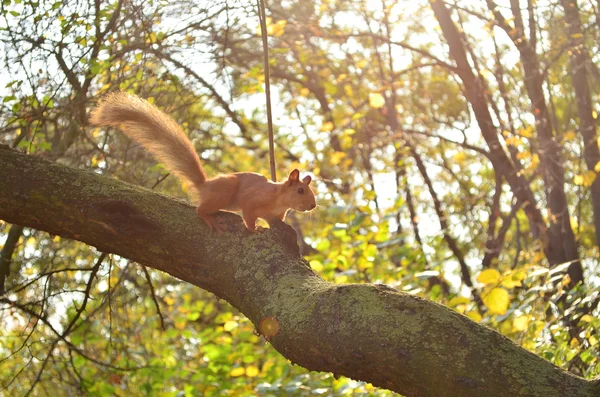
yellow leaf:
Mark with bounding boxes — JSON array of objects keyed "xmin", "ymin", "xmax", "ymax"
[
  {"xmin": 175, "ymin": 318, "xmax": 186, "ymax": 330},
  {"xmin": 269, "ymin": 20, "xmax": 287, "ymax": 37},
  {"xmin": 589, "ymin": 335, "xmax": 598, "ymax": 346},
  {"xmin": 519, "ymin": 126, "xmax": 534, "ymax": 138},
  {"xmin": 477, "ymin": 269, "xmax": 501, "ymax": 285},
  {"xmin": 574, "ymin": 170, "xmax": 597, "ymax": 187},
  {"xmin": 501, "ymin": 270, "xmax": 525, "ymax": 288},
  {"xmin": 453, "ymin": 152, "xmax": 467, "ymax": 163},
  {"xmin": 299, "ymin": 87, "xmax": 310, "ymax": 97},
  {"xmin": 484, "ymin": 288, "xmax": 509, "ymax": 315},
  {"xmin": 570, "ymin": 337, "xmax": 579, "ymax": 347},
  {"xmin": 356, "ymin": 59, "xmax": 368, "ymax": 69},
  {"xmin": 593, "ymin": 110, "xmax": 598, "ymax": 120},
  {"xmin": 369, "ymin": 93, "xmax": 385, "ymax": 108},
  {"xmin": 223, "ymin": 321, "xmax": 238, "ymax": 332},
  {"xmin": 501, "ymin": 278, "xmax": 521, "ymax": 289},
  {"xmin": 321, "ymin": 121, "xmax": 334, "ymax": 132},
  {"xmin": 330, "ymin": 151, "xmax": 346, "ymax": 165},
  {"xmin": 594, "ymin": 161, "xmax": 600, "ymax": 173},
  {"xmin": 505, "ymin": 136, "xmax": 523, "ymax": 147},
  {"xmin": 164, "ymin": 296, "xmax": 175, "ymax": 306},
  {"xmin": 230, "ymin": 367, "xmax": 245, "ymax": 377},
  {"xmin": 245, "ymin": 365, "xmax": 260, "ymax": 377},
  {"xmin": 466, "ymin": 311, "xmax": 482, "ymax": 322},
  {"xmin": 580, "ymin": 314, "xmax": 593, "ymax": 323},
  {"xmin": 513, "ymin": 315, "xmax": 530, "ymax": 331},
  {"xmin": 563, "ymin": 130, "xmax": 577, "ymax": 142},
  {"xmin": 448, "ymin": 296, "xmax": 471, "ymax": 307},
  {"xmin": 309, "ymin": 260, "xmax": 323, "ymax": 272},
  {"xmin": 570, "ymin": 33, "xmax": 583, "ymax": 39},
  {"xmin": 344, "ymin": 85, "xmax": 354, "ymax": 97}
]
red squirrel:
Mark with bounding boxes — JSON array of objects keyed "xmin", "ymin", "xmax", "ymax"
[{"xmin": 90, "ymin": 92, "xmax": 317, "ymax": 234}]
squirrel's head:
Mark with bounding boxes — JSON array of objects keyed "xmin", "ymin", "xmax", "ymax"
[{"xmin": 280, "ymin": 169, "xmax": 317, "ymax": 212}]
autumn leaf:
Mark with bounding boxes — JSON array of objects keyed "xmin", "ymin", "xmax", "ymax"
[
  {"xmin": 230, "ymin": 367, "xmax": 245, "ymax": 377},
  {"xmin": 574, "ymin": 171, "xmax": 597, "ymax": 187},
  {"xmin": 322, "ymin": 121, "xmax": 334, "ymax": 132},
  {"xmin": 477, "ymin": 269, "xmax": 500, "ymax": 285},
  {"xmin": 513, "ymin": 315, "xmax": 530, "ymax": 332},
  {"xmin": 246, "ymin": 365, "xmax": 260, "ymax": 377},
  {"xmin": 453, "ymin": 152, "xmax": 467, "ymax": 163},
  {"xmin": 369, "ymin": 93, "xmax": 385, "ymax": 108},
  {"xmin": 501, "ymin": 270, "xmax": 525, "ymax": 289},
  {"xmin": 484, "ymin": 288, "xmax": 509, "ymax": 315},
  {"xmin": 224, "ymin": 320, "xmax": 238, "ymax": 331}
]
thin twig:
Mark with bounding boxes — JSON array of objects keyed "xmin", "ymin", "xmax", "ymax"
[
  {"xmin": 257, "ymin": 0, "xmax": 277, "ymax": 181},
  {"xmin": 140, "ymin": 264, "xmax": 165, "ymax": 330}
]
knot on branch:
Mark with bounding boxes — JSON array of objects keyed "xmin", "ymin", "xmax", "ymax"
[{"xmin": 269, "ymin": 219, "xmax": 301, "ymax": 255}]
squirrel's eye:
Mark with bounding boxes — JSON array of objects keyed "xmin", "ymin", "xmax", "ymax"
[{"xmin": 297, "ymin": 187, "xmax": 304, "ymax": 194}]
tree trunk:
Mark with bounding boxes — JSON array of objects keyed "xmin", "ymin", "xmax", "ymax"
[
  {"xmin": 430, "ymin": 0, "xmax": 583, "ymax": 285},
  {"xmin": 1, "ymin": 147, "xmax": 599, "ymax": 397},
  {"xmin": 560, "ymin": 0, "xmax": 600, "ymax": 250},
  {"xmin": 503, "ymin": 0, "xmax": 580, "ymax": 283}
]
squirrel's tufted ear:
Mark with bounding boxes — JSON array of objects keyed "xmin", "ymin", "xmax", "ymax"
[
  {"xmin": 287, "ymin": 169, "xmax": 300, "ymax": 185},
  {"xmin": 302, "ymin": 175, "xmax": 312, "ymax": 185}
]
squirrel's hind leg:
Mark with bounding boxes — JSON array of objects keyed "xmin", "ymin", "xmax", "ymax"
[
  {"xmin": 195, "ymin": 175, "xmax": 238, "ymax": 234},
  {"xmin": 196, "ymin": 210, "xmax": 227, "ymax": 234}
]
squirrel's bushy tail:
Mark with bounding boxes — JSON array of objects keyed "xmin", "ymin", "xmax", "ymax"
[{"xmin": 90, "ymin": 92, "xmax": 207, "ymax": 189}]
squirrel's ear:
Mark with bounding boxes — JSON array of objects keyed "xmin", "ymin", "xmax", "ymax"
[
  {"xmin": 302, "ymin": 175, "xmax": 312, "ymax": 185},
  {"xmin": 287, "ymin": 169, "xmax": 300, "ymax": 184}
]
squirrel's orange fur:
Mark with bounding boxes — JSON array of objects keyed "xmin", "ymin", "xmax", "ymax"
[{"xmin": 90, "ymin": 92, "xmax": 317, "ymax": 233}]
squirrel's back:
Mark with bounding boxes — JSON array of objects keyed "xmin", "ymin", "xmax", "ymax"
[{"xmin": 90, "ymin": 92, "xmax": 207, "ymax": 189}]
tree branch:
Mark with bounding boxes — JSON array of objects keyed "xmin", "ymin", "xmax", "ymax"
[{"xmin": 0, "ymin": 145, "xmax": 598, "ymax": 397}]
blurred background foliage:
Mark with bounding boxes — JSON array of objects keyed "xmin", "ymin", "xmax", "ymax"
[{"xmin": 1, "ymin": 0, "xmax": 599, "ymax": 395}]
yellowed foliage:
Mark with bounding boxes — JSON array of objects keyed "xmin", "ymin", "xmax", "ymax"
[
  {"xmin": 321, "ymin": 121, "xmax": 334, "ymax": 132},
  {"xmin": 563, "ymin": 130, "xmax": 577, "ymax": 142},
  {"xmin": 448, "ymin": 296, "xmax": 470, "ymax": 307},
  {"xmin": 519, "ymin": 126, "xmax": 534, "ymax": 138},
  {"xmin": 484, "ymin": 288, "xmax": 509, "ymax": 315},
  {"xmin": 229, "ymin": 367, "xmax": 245, "ymax": 377},
  {"xmin": 356, "ymin": 59, "xmax": 368, "ymax": 69},
  {"xmin": 369, "ymin": 93, "xmax": 385, "ymax": 108},
  {"xmin": 505, "ymin": 136, "xmax": 523, "ymax": 147},
  {"xmin": 477, "ymin": 269, "xmax": 500, "ymax": 285},
  {"xmin": 513, "ymin": 315, "xmax": 530, "ymax": 332},
  {"xmin": 245, "ymin": 366, "xmax": 260, "ymax": 377},
  {"xmin": 223, "ymin": 321, "xmax": 238, "ymax": 332},
  {"xmin": 453, "ymin": 152, "xmax": 467, "ymax": 163},
  {"xmin": 330, "ymin": 151, "xmax": 346, "ymax": 165},
  {"xmin": 574, "ymin": 170, "xmax": 597, "ymax": 187},
  {"xmin": 466, "ymin": 311, "xmax": 482, "ymax": 322},
  {"xmin": 501, "ymin": 270, "xmax": 525, "ymax": 288}
]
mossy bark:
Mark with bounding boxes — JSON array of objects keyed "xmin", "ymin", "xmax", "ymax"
[{"xmin": 0, "ymin": 145, "xmax": 598, "ymax": 397}]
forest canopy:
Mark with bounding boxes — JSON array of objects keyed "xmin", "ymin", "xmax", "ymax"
[{"xmin": 1, "ymin": 0, "xmax": 600, "ymax": 395}]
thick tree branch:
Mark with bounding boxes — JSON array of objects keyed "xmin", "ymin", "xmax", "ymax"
[{"xmin": 0, "ymin": 145, "xmax": 598, "ymax": 397}]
